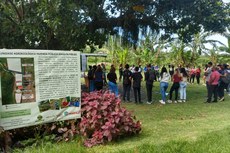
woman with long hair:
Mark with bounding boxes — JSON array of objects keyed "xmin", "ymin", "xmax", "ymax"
[
  {"xmin": 178, "ymin": 68, "xmax": 188, "ymax": 102},
  {"xmin": 107, "ymin": 66, "xmax": 118, "ymax": 97},
  {"xmin": 159, "ymin": 66, "xmax": 171, "ymax": 104},
  {"xmin": 168, "ymin": 68, "xmax": 182, "ymax": 103}
]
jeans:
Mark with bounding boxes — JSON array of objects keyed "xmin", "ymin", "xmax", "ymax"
[
  {"xmin": 133, "ymin": 87, "xmax": 141, "ymax": 103},
  {"xmin": 169, "ymin": 82, "xmax": 180, "ymax": 100},
  {"xmin": 160, "ymin": 82, "xmax": 168, "ymax": 102},
  {"xmin": 108, "ymin": 81, "xmax": 118, "ymax": 97},
  {"xmin": 89, "ymin": 80, "xmax": 95, "ymax": 92},
  {"xmin": 123, "ymin": 84, "xmax": 131, "ymax": 101},
  {"xmin": 180, "ymin": 82, "xmax": 187, "ymax": 100},
  {"xmin": 146, "ymin": 83, "xmax": 153, "ymax": 102}
]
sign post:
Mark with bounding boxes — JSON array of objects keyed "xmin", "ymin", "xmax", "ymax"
[{"xmin": 0, "ymin": 49, "xmax": 81, "ymax": 130}]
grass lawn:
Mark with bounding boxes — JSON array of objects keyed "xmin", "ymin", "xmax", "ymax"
[{"xmin": 14, "ymin": 82, "xmax": 230, "ymax": 153}]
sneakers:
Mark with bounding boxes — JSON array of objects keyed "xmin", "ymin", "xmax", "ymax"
[
  {"xmin": 159, "ymin": 100, "xmax": 166, "ymax": 105},
  {"xmin": 219, "ymin": 97, "xmax": 225, "ymax": 102},
  {"xmin": 174, "ymin": 100, "xmax": 177, "ymax": 104},
  {"xmin": 146, "ymin": 101, "xmax": 152, "ymax": 104},
  {"xmin": 167, "ymin": 100, "xmax": 172, "ymax": 103},
  {"xmin": 178, "ymin": 100, "xmax": 186, "ymax": 103}
]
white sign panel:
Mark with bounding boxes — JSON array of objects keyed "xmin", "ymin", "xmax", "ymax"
[{"xmin": 0, "ymin": 49, "xmax": 81, "ymax": 130}]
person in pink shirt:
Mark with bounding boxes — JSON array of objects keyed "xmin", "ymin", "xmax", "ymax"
[{"xmin": 206, "ymin": 66, "xmax": 220, "ymax": 103}]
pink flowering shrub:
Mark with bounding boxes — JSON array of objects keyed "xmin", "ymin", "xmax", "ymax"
[{"xmin": 79, "ymin": 90, "xmax": 141, "ymax": 147}]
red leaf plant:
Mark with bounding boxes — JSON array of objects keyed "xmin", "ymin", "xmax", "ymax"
[{"xmin": 79, "ymin": 90, "xmax": 141, "ymax": 147}]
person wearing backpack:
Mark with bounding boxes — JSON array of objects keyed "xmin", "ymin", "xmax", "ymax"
[
  {"xmin": 122, "ymin": 64, "xmax": 132, "ymax": 102},
  {"xmin": 132, "ymin": 66, "xmax": 143, "ymax": 104},
  {"xmin": 145, "ymin": 64, "xmax": 155, "ymax": 104}
]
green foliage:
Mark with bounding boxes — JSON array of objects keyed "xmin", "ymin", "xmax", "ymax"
[
  {"xmin": 13, "ymin": 83, "xmax": 230, "ymax": 153},
  {"xmin": 80, "ymin": 91, "xmax": 141, "ymax": 147},
  {"xmin": 0, "ymin": 0, "xmax": 229, "ymax": 49}
]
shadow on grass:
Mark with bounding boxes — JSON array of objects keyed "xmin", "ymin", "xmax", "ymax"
[{"xmin": 115, "ymin": 126, "xmax": 230, "ymax": 153}]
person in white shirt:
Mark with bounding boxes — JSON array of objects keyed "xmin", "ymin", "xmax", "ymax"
[
  {"xmin": 204, "ymin": 62, "xmax": 213, "ymax": 101},
  {"xmin": 159, "ymin": 67, "xmax": 171, "ymax": 104}
]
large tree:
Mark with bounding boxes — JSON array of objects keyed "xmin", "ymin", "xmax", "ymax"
[{"xmin": 0, "ymin": 0, "xmax": 229, "ymax": 50}]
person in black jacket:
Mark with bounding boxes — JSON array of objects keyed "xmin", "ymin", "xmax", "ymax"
[
  {"xmin": 132, "ymin": 66, "xmax": 143, "ymax": 104},
  {"xmin": 87, "ymin": 65, "xmax": 94, "ymax": 92},
  {"xmin": 122, "ymin": 64, "xmax": 132, "ymax": 102},
  {"xmin": 145, "ymin": 64, "xmax": 155, "ymax": 104}
]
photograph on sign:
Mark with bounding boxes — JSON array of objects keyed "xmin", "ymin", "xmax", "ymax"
[{"xmin": 0, "ymin": 58, "xmax": 36, "ymax": 105}]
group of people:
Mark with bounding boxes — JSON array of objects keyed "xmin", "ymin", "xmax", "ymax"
[
  {"xmin": 168, "ymin": 65, "xmax": 202, "ymax": 85},
  {"xmin": 204, "ymin": 62, "xmax": 230, "ymax": 103},
  {"xmin": 87, "ymin": 64, "xmax": 119, "ymax": 97},
  {"xmin": 87, "ymin": 62, "xmax": 230, "ymax": 105}
]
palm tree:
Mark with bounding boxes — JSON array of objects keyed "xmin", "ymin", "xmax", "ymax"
[{"xmin": 219, "ymin": 27, "xmax": 230, "ymax": 55}]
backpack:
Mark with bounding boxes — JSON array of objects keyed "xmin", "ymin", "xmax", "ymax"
[
  {"xmin": 221, "ymin": 70, "xmax": 230, "ymax": 84},
  {"xmin": 148, "ymin": 70, "xmax": 156, "ymax": 81},
  {"xmin": 123, "ymin": 70, "xmax": 131, "ymax": 84}
]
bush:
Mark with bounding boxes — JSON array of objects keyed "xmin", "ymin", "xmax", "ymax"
[{"xmin": 80, "ymin": 90, "xmax": 141, "ymax": 147}]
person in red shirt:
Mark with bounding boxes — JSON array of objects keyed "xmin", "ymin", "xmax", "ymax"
[
  {"xmin": 206, "ymin": 66, "xmax": 220, "ymax": 103},
  {"xmin": 168, "ymin": 68, "xmax": 182, "ymax": 103},
  {"xmin": 196, "ymin": 66, "xmax": 201, "ymax": 84}
]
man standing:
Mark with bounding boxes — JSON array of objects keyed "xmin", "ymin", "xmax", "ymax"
[
  {"xmin": 87, "ymin": 65, "xmax": 94, "ymax": 92},
  {"xmin": 145, "ymin": 64, "xmax": 155, "ymax": 104},
  {"xmin": 207, "ymin": 66, "xmax": 220, "ymax": 103},
  {"xmin": 122, "ymin": 64, "xmax": 132, "ymax": 102},
  {"xmin": 204, "ymin": 62, "xmax": 213, "ymax": 102},
  {"xmin": 132, "ymin": 66, "xmax": 143, "ymax": 104}
]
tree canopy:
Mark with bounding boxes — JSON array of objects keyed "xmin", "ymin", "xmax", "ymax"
[{"xmin": 0, "ymin": 0, "xmax": 229, "ymax": 50}]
